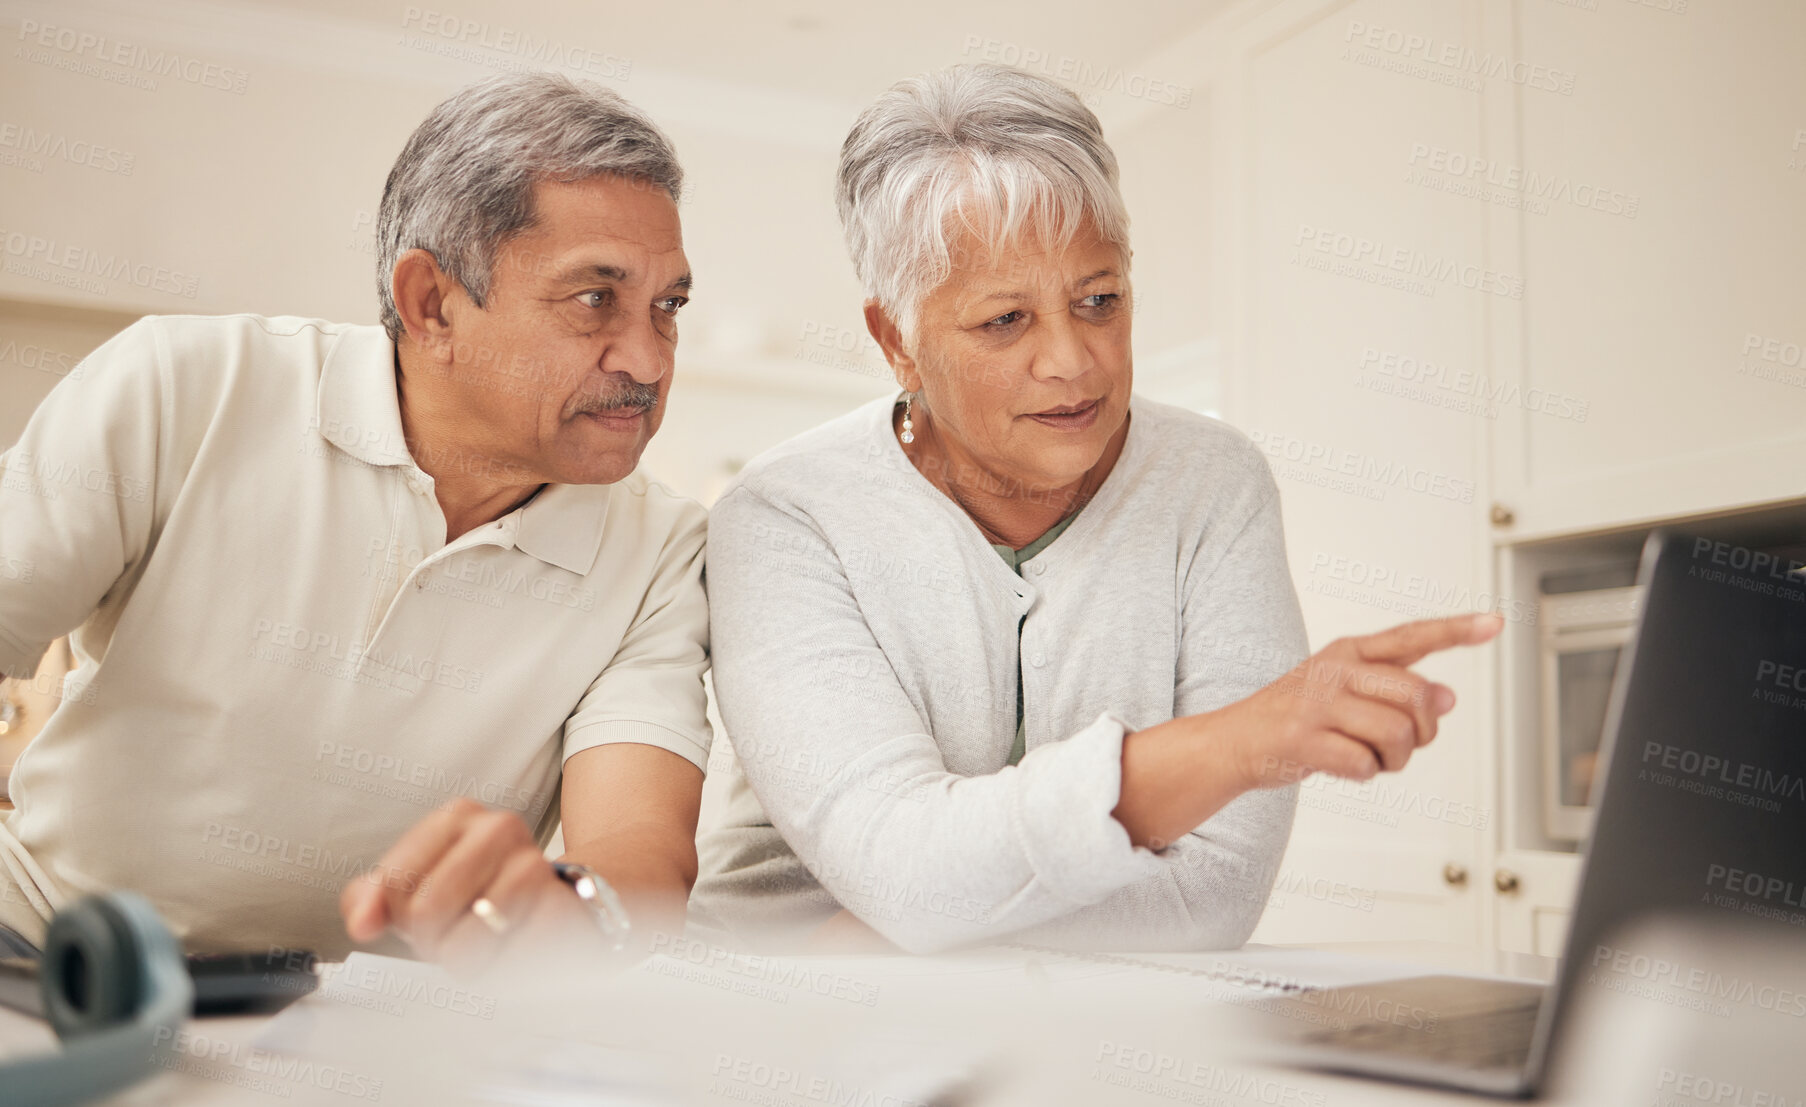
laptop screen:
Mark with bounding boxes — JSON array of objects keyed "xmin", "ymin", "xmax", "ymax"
[{"xmin": 1537, "ymin": 530, "xmax": 1806, "ymax": 1084}]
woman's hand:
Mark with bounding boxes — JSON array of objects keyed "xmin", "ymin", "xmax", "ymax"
[
  {"xmin": 1224, "ymin": 612, "xmax": 1504, "ymax": 790},
  {"xmin": 808, "ymin": 909, "xmax": 898, "ymax": 953},
  {"xmin": 1114, "ymin": 613, "xmax": 1503, "ymax": 850}
]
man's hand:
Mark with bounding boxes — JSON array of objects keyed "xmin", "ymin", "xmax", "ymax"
[
  {"xmin": 1228, "ymin": 612, "xmax": 1505, "ymax": 789},
  {"xmin": 339, "ymin": 798, "xmax": 581, "ymax": 962}
]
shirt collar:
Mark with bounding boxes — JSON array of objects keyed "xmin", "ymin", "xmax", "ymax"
[
  {"xmin": 316, "ymin": 325, "xmax": 612, "ymax": 577},
  {"xmin": 515, "ymin": 482, "xmax": 611, "ymax": 576},
  {"xmin": 314, "ymin": 324, "xmax": 413, "ymax": 467}
]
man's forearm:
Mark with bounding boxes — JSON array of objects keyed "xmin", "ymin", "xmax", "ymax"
[{"xmin": 559, "ymin": 825, "xmax": 697, "ymax": 938}]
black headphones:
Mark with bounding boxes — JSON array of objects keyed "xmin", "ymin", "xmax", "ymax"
[{"xmin": 3, "ymin": 891, "xmax": 192, "ymax": 1107}]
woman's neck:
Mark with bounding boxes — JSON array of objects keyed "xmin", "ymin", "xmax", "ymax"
[{"xmin": 896, "ymin": 402, "xmax": 1130, "ymax": 550}]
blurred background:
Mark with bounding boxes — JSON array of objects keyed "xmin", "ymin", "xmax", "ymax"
[{"xmin": 2, "ymin": 0, "xmax": 1803, "ymax": 960}]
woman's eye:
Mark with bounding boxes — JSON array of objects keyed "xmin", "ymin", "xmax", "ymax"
[
  {"xmin": 1080, "ymin": 293, "xmax": 1121, "ymax": 312},
  {"xmin": 984, "ymin": 311, "xmax": 1022, "ymax": 329}
]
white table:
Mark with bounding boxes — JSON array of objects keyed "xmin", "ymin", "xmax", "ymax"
[{"xmin": 0, "ymin": 934, "xmax": 1792, "ymax": 1105}]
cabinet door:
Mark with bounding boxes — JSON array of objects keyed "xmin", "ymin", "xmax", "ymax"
[
  {"xmin": 1488, "ymin": 0, "xmax": 1806, "ymax": 541},
  {"xmin": 1493, "ymin": 849, "xmax": 1581, "ymax": 958},
  {"xmin": 1207, "ymin": 0, "xmax": 1499, "ymax": 946}
]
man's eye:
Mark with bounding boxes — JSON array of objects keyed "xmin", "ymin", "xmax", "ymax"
[
  {"xmin": 657, "ymin": 296, "xmax": 689, "ymax": 315},
  {"xmin": 984, "ymin": 311, "xmax": 1023, "ymax": 329},
  {"xmin": 578, "ymin": 290, "xmax": 611, "ymax": 309},
  {"xmin": 1079, "ymin": 293, "xmax": 1121, "ymax": 312}
]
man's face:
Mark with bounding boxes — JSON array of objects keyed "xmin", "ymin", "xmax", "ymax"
[{"xmin": 425, "ymin": 174, "xmax": 690, "ymax": 486}]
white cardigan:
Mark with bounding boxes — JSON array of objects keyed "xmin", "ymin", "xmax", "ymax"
[{"xmin": 692, "ymin": 392, "xmax": 1309, "ymax": 953}]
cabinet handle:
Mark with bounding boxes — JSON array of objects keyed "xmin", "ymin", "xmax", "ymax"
[
  {"xmin": 1494, "ymin": 869, "xmax": 1521, "ymax": 894},
  {"xmin": 1489, "ymin": 503, "xmax": 1516, "ymax": 527},
  {"xmin": 1442, "ymin": 863, "xmax": 1468, "ymax": 887}
]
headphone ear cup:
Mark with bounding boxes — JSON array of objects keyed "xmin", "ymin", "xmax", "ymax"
[
  {"xmin": 3, "ymin": 892, "xmax": 192, "ymax": 1107},
  {"xmin": 41, "ymin": 893, "xmax": 145, "ymax": 1038}
]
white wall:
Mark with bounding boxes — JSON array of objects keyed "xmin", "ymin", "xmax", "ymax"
[{"xmin": 0, "ymin": 0, "xmax": 1234, "ymax": 495}]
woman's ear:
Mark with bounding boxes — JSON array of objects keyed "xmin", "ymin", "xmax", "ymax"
[{"xmin": 863, "ymin": 300, "xmax": 920, "ymax": 392}]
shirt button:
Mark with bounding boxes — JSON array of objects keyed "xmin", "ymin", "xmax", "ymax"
[
  {"xmin": 414, "ymin": 577, "xmax": 426, "ymax": 590},
  {"xmin": 1030, "ymin": 652, "xmax": 1047, "ymax": 668},
  {"xmin": 1029, "ymin": 562, "xmax": 1047, "ymax": 576}
]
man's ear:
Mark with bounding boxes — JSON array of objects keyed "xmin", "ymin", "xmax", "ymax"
[
  {"xmin": 390, "ymin": 249, "xmax": 461, "ymax": 357},
  {"xmin": 863, "ymin": 299, "xmax": 920, "ymax": 392}
]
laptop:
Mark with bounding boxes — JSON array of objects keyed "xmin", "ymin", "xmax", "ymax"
[{"xmin": 1247, "ymin": 526, "xmax": 1806, "ymax": 1097}]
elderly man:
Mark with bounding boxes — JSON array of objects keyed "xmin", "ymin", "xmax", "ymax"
[{"xmin": 0, "ymin": 73, "xmax": 708, "ymax": 961}]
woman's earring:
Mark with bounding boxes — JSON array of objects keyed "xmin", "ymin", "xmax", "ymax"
[{"xmin": 899, "ymin": 393, "xmax": 916, "ymax": 445}]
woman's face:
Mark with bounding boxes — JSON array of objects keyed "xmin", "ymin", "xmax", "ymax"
[{"xmin": 893, "ymin": 215, "xmax": 1132, "ymax": 494}]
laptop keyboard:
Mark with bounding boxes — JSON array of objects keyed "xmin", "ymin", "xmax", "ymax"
[{"xmin": 1280, "ymin": 976, "xmax": 1546, "ymax": 1072}]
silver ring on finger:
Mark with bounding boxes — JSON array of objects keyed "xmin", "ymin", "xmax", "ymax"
[{"xmin": 470, "ymin": 896, "xmax": 512, "ymax": 935}]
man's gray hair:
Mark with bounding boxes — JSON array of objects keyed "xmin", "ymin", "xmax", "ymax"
[
  {"xmin": 376, "ymin": 72, "xmax": 683, "ymax": 341},
  {"xmin": 836, "ymin": 63, "xmax": 1130, "ymax": 342}
]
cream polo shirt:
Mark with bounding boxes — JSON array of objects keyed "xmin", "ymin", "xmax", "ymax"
[{"xmin": 0, "ymin": 314, "xmax": 711, "ymax": 955}]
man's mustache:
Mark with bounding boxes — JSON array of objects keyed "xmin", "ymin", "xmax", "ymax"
[{"xmin": 571, "ymin": 379, "xmax": 661, "ymax": 415}]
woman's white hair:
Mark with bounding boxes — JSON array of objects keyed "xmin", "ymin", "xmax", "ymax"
[
  {"xmin": 376, "ymin": 72, "xmax": 683, "ymax": 342},
  {"xmin": 836, "ymin": 63, "xmax": 1131, "ymax": 342}
]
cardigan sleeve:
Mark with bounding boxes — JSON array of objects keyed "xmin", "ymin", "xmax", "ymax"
[
  {"xmin": 706, "ymin": 483, "xmax": 1166, "ymax": 953},
  {"xmin": 1009, "ymin": 467, "xmax": 1310, "ymax": 951}
]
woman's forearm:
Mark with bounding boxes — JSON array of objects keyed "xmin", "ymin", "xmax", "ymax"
[
  {"xmin": 1114, "ymin": 612, "xmax": 1504, "ymax": 850},
  {"xmin": 1112, "ymin": 710, "xmax": 1253, "ymax": 849}
]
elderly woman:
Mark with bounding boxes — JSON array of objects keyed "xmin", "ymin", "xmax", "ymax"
[{"xmin": 691, "ymin": 64, "xmax": 1499, "ymax": 954}]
